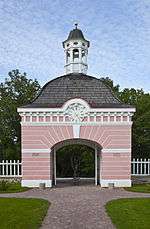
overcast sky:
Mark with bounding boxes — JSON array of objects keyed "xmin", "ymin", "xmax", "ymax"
[{"xmin": 0, "ymin": 0, "xmax": 150, "ymax": 91}]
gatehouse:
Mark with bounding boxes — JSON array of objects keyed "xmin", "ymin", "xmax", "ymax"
[{"xmin": 18, "ymin": 25, "xmax": 135, "ymax": 187}]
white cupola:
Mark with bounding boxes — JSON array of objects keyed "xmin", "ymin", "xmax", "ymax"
[{"xmin": 62, "ymin": 24, "xmax": 90, "ymax": 74}]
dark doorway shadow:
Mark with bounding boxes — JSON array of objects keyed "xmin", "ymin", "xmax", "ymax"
[{"xmin": 55, "ymin": 178, "xmax": 95, "ymax": 188}]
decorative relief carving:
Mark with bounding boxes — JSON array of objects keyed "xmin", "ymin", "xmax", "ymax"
[
  {"xmin": 32, "ymin": 153, "xmax": 39, "ymax": 157},
  {"xmin": 65, "ymin": 103, "xmax": 88, "ymax": 122}
]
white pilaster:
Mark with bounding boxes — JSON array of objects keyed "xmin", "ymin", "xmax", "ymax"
[
  {"xmin": 95, "ymin": 147, "xmax": 97, "ymax": 186},
  {"xmin": 54, "ymin": 148, "xmax": 56, "ymax": 185}
]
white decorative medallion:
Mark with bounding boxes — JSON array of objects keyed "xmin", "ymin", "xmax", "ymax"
[{"xmin": 65, "ymin": 103, "xmax": 87, "ymax": 122}]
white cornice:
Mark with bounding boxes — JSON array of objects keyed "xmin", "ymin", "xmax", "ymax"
[
  {"xmin": 20, "ymin": 121, "xmax": 133, "ymax": 126},
  {"xmin": 18, "ymin": 107, "xmax": 135, "ymax": 113}
]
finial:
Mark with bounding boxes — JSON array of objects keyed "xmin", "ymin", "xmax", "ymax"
[{"xmin": 74, "ymin": 22, "xmax": 78, "ymax": 29}]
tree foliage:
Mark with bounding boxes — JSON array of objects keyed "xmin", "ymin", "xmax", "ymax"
[
  {"xmin": 56, "ymin": 145, "xmax": 94, "ymax": 177},
  {"xmin": 100, "ymin": 76, "xmax": 120, "ymax": 96},
  {"xmin": 0, "ymin": 69, "xmax": 40, "ymax": 160},
  {"xmin": 101, "ymin": 77, "xmax": 150, "ymax": 158}
]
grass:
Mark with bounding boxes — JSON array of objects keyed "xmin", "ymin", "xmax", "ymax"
[
  {"xmin": 0, "ymin": 181, "xmax": 29, "ymax": 193},
  {"xmin": 0, "ymin": 198, "xmax": 49, "ymax": 229},
  {"xmin": 125, "ymin": 183, "xmax": 150, "ymax": 193},
  {"xmin": 106, "ymin": 198, "xmax": 150, "ymax": 229}
]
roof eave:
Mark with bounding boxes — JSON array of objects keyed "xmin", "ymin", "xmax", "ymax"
[{"xmin": 62, "ymin": 39, "xmax": 90, "ymax": 48}]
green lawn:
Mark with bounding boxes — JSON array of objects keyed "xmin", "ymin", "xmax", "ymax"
[
  {"xmin": 106, "ymin": 198, "xmax": 150, "ymax": 229},
  {"xmin": 0, "ymin": 198, "xmax": 49, "ymax": 229},
  {"xmin": 125, "ymin": 183, "xmax": 150, "ymax": 193},
  {"xmin": 0, "ymin": 181, "xmax": 29, "ymax": 193}
]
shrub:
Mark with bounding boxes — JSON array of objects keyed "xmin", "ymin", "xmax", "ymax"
[{"xmin": 0, "ymin": 180, "xmax": 9, "ymax": 191}]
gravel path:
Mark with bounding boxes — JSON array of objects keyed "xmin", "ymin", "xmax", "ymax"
[{"xmin": 0, "ymin": 182, "xmax": 150, "ymax": 229}]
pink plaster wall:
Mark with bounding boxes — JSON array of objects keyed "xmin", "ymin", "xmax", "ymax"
[
  {"xmin": 100, "ymin": 152, "xmax": 131, "ymax": 179},
  {"xmin": 21, "ymin": 124, "xmax": 131, "ymax": 182},
  {"xmin": 80, "ymin": 125, "xmax": 131, "ymax": 149}
]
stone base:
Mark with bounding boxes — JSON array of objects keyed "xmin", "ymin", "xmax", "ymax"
[
  {"xmin": 100, "ymin": 179, "xmax": 131, "ymax": 187},
  {"xmin": 22, "ymin": 180, "xmax": 52, "ymax": 188}
]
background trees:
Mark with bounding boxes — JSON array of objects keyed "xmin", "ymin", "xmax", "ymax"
[
  {"xmin": 101, "ymin": 77, "xmax": 150, "ymax": 158},
  {"xmin": 56, "ymin": 145, "xmax": 94, "ymax": 177},
  {"xmin": 0, "ymin": 70, "xmax": 40, "ymax": 160},
  {"xmin": 0, "ymin": 70, "xmax": 149, "ymax": 163},
  {"xmin": 119, "ymin": 89, "xmax": 150, "ymax": 158}
]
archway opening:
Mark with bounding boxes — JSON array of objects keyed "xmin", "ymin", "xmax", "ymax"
[
  {"xmin": 57, "ymin": 144, "xmax": 94, "ymax": 185},
  {"xmin": 73, "ymin": 49, "xmax": 79, "ymax": 62},
  {"xmin": 51, "ymin": 139, "xmax": 101, "ymax": 187}
]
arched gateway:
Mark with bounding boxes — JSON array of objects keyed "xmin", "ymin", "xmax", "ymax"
[
  {"xmin": 18, "ymin": 25, "xmax": 135, "ymax": 188},
  {"xmin": 52, "ymin": 138, "xmax": 101, "ymax": 186}
]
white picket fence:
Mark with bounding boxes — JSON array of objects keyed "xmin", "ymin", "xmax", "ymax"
[
  {"xmin": 132, "ymin": 158, "xmax": 150, "ymax": 176},
  {"xmin": 0, "ymin": 160, "xmax": 22, "ymax": 177},
  {"xmin": 0, "ymin": 159, "xmax": 150, "ymax": 177}
]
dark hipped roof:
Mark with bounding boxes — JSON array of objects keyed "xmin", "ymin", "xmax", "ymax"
[
  {"xmin": 63, "ymin": 28, "xmax": 90, "ymax": 47},
  {"xmin": 21, "ymin": 73, "xmax": 133, "ymax": 109}
]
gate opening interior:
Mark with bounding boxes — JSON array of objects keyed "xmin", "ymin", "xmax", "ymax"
[{"xmin": 51, "ymin": 139, "xmax": 101, "ymax": 186}]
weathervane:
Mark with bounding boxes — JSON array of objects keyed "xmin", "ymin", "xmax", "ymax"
[{"xmin": 74, "ymin": 22, "xmax": 78, "ymax": 29}]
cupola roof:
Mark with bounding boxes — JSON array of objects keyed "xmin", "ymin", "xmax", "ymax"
[{"xmin": 63, "ymin": 24, "xmax": 90, "ymax": 47}]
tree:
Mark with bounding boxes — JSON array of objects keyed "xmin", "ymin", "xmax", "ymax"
[
  {"xmin": 100, "ymin": 76, "xmax": 120, "ymax": 95},
  {"xmin": 56, "ymin": 144, "xmax": 94, "ymax": 178},
  {"xmin": 0, "ymin": 69, "xmax": 40, "ymax": 159},
  {"xmin": 100, "ymin": 77, "xmax": 150, "ymax": 158}
]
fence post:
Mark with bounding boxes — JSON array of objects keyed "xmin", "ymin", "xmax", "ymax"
[
  {"xmin": 144, "ymin": 158, "xmax": 147, "ymax": 175},
  {"xmin": 13, "ymin": 160, "xmax": 16, "ymax": 176},
  {"xmin": 2, "ymin": 160, "xmax": 4, "ymax": 176},
  {"xmin": 137, "ymin": 158, "xmax": 139, "ymax": 174},
  {"xmin": 6, "ymin": 160, "xmax": 8, "ymax": 176},
  {"xmin": 140, "ymin": 158, "xmax": 143, "ymax": 175},
  {"xmin": 132, "ymin": 158, "xmax": 135, "ymax": 175},
  {"xmin": 10, "ymin": 160, "xmax": 12, "ymax": 176},
  {"xmin": 148, "ymin": 159, "xmax": 150, "ymax": 175},
  {"xmin": 17, "ymin": 160, "xmax": 20, "ymax": 176}
]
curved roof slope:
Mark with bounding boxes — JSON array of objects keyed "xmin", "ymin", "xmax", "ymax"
[
  {"xmin": 62, "ymin": 28, "xmax": 90, "ymax": 47},
  {"xmin": 22, "ymin": 73, "xmax": 133, "ymax": 108}
]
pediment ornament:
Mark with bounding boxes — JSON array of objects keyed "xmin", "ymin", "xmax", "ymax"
[{"xmin": 65, "ymin": 103, "xmax": 87, "ymax": 122}]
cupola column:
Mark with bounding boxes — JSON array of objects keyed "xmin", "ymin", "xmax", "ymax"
[
  {"xmin": 79, "ymin": 48, "xmax": 82, "ymax": 73},
  {"xmin": 79, "ymin": 48, "xmax": 82, "ymax": 63}
]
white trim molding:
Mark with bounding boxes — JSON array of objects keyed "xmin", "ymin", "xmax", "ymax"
[
  {"xmin": 100, "ymin": 179, "xmax": 131, "ymax": 187},
  {"xmin": 20, "ymin": 121, "xmax": 133, "ymax": 126},
  {"xmin": 22, "ymin": 149, "xmax": 51, "ymax": 153},
  {"xmin": 18, "ymin": 106, "xmax": 136, "ymax": 114},
  {"xmin": 102, "ymin": 148, "xmax": 131, "ymax": 153},
  {"xmin": 22, "ymin": 180, "xmax": 52, "ymax": 187}
]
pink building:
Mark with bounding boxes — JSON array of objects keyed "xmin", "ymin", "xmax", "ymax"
[{"xmin": 18, "ymin": 25, "xmax": 135, "ymax": 188}]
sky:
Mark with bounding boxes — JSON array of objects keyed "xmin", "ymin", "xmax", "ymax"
[{"xmin": 0, "ymin": 0, "xmax": 150, "ymax": 91}]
